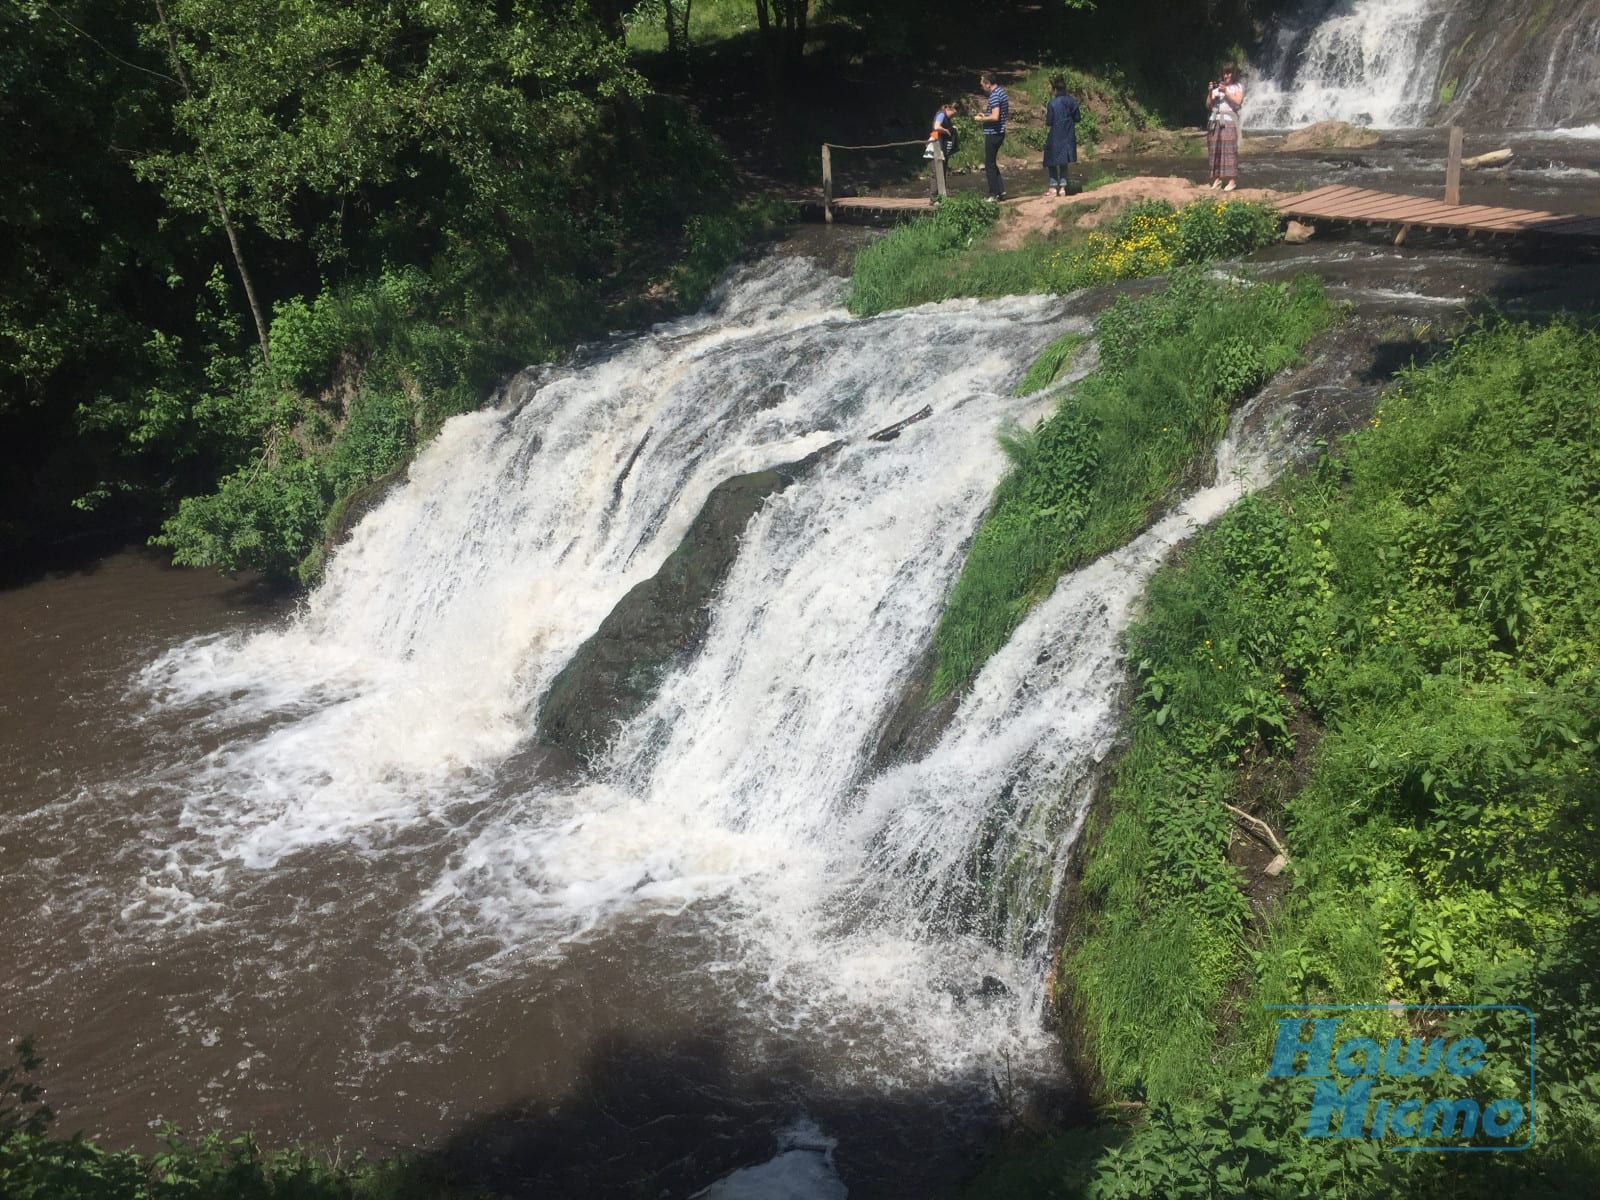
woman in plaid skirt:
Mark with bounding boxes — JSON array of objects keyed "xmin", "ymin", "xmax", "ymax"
[{"xmin": 1206, "ymin": 64, "xmax": 1244, "ymax": 192}]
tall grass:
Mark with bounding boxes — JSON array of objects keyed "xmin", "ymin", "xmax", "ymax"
[
  {"xmin": 1060, "ymin": 319, "xmax": 1600, "ymax": 1197},
  {"xmin": 928, "ymin": 269, "xmax": 1336, "ymax": 698},
  {"xmin": 1013, "ymin": 331, "xmax": 1087, "ymax": 397}
]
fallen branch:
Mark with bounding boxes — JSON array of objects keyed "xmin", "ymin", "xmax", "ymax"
[{"xmin": 1224, "ymin": 802, "xmax": 1290, "ymax": 868}]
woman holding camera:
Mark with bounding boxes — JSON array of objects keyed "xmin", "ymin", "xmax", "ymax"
[{"xmin": 1206, "ymin": 64, "xmax": 1245, "ymax": 191}]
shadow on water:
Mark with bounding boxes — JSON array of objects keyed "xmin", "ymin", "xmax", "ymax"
[
  {"xmin": 422, "ymin": 1026, "xmax": 1092, "ymax": 1200},
  {"xmin": 0, "ymin": 535, "xmax": 294, "ymax": 607}
]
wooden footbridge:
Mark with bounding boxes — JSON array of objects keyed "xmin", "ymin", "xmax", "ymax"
[
  {"xmin": 812, "ymin": 126, "xmax": 1600, "ymax": 246},
  {"xmin": 1280, "ymin": 185, "xmax": 1600, "ymax": 245}
]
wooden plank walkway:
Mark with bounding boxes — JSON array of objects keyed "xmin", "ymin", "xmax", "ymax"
[
  {"xmin": 804, "ymin": 196, "xmax": 937, "ymax": 222},
  {"xmin": 805, "ymin": 184, "xmax": 1600, "ymax": 244},
  {"xmin": 830, "ymin": 196, "xmax": 937, "ymax": 213},
  {"xmin": 1281, "ymin": 185, "xmax": 1600, "ymax": 242}
]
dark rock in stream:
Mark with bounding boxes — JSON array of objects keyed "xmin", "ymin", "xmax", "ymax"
[
  {"xmin": 538, "ymin": 441, "xmax": 843, "ymax": 764},
  {"xmin": 866, "ymin": 641, "xmax": 963, "ymax": 777}
]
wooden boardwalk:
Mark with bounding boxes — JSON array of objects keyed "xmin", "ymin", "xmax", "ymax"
[
  {"xmin": 802, "ymin": 195, "xmax": 938, "ymax": 222},
  {"xmin": 1280, "ymin": 185, "xmax": 1600, "ymax": 243},
  {"xmin": 830, "ymin": 196, "xmax": 937, "ymax": 214},
  {"xmin": 804, "ymin": 182, "xmax": 1600, "ymax": 246}
]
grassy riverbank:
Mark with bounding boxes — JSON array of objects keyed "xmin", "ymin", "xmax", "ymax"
[
  {"xmin": 926, "ymin": 264, "xmax": 1336, "ymax": 698},
  {"xmin": 967, "ymin": 319, "xmax": 1600, "ymax": 1197},
  {"xmin": 848, "ymin": 197, "xmax": 1281, "ymax": 318}
]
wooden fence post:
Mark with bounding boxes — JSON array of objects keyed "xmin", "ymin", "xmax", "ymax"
[
  {"xmin": 822, "ymin": 144, "xmax": 833, "ymax": 224},
  {"xmin": 1445, "ymin": 126, "xmax": 1464, "ymax": 205},
  {"xmin": 932, "ymin": 143, "xmax": 947, "ymax": 200}
]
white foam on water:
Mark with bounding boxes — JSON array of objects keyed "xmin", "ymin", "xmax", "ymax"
[
  {"xmin": 1249, "ymin": 0, "xmax": 1454, "ymax": 130},
  {"xmin": 1535, "ymin": 124, "xmax": 1600, "ymax": 140},
  {"xmin": 1514, "ymin": 164, "xmax": 1600, "ymax": 180},
  {"xmin": 139, "ymin": 260, "xmax": 1062, "ymax": 870},
  {"xmin": 124, "ymin": 258, "xmax": 1094, "ymax": 1076}
]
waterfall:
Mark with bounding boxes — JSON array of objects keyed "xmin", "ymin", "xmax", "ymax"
[
  {"xmin": 135, "ymin": 257, "xmax": 1293, "ymax": 1097},
  {"xmin": 1249, "ymin": 0, "xmax": 1600, "ymax": 130},
  {"xmin": 1248, "ymin": 0, "xmax": 1455, "ymax": 129}
]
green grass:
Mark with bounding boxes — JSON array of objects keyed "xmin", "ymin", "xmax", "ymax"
[
  {"xmin": 1013, "ymin": 332, "xmax": 1088, "ymax": 396},
  {"xmin": 1057, "ymin": 319, "xmax": 1600, "ymax": 1197},
  {"xmin": 846, "ymin": 194, "xmax": 1001, "ymax": 316},
  {"xmin": 927, "ymin": 269, "xmax": 1336, "ymax": 698},
  {"xmin": 846, "ymin": 198, "xmax": 1282, "ymax": 318},
  {"xmin": 1079, "ymin": 169, "xmax": 1128, "ymax": 192},
  {"xmin": 624, "ymin": 0, "xmax": 757, "ymax": 53}
]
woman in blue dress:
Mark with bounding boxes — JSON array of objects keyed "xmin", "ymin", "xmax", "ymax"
[{"xmin": 1043, "ymin": 76, "xmax": 1080, "ymax": 197}]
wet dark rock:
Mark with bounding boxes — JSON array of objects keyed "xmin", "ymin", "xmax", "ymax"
[
  {"xmin": 865, "ymin": 642, "xmax": 964, "ymax": 776},
  {"xmin": 322, "ymin": 466, "xmax": 408, "ymax": 556},
  {"xmin": 538, "ymin": 441, "xmax": 843, "ymax": 764},
  {"xmin": 610, "ymin": 430, "xmax": 652, "ymax": 507},
  {"xmin": 935, "ymin": 974, "xmax": 1014, "ymax": 1008}
]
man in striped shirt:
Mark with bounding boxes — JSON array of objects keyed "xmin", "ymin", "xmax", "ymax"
[{"xmin": 978, "ymin": 72, "xmax": 1009, "ymax": 200}]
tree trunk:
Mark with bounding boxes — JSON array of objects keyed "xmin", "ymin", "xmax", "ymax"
[
  {"xmin": 153, "ymin": 0, "xmax": 272, "ymax": 367},
  {"xmin": 752, "ymin": 0, "xmax": 806, "ymax": 108}
]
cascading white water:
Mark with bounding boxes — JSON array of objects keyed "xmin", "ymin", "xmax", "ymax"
[
  {"xmin": 1248, "ymin": 0, "xmax": 1455, "ymax": 129},
  {"xmin": 1249, "ymin": 0, "xmax": 1600, "ymax": 131},
  {"xmin": 134, "ymin": 255, "xmax": 1296, "ymax": 1102}
]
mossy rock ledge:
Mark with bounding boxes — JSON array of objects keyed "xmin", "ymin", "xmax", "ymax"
[{"xmin": 537, "ymin": 441, "xmax": 842, "ymax": 764}]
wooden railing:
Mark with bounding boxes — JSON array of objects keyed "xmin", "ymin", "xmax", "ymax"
[{"xmin": 820, "ymin": 139, "xmax": 945, "ymax": 223}]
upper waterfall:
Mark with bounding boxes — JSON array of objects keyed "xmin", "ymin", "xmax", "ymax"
[
  {"xmin": 1249, "ymin": 0, "xmax": 1454, "ymax": 130},
  {"xmin": 1248, "ymin": 0, "xmax": 1600, "ymax": 130}
]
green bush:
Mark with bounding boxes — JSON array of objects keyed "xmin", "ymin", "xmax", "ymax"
[{"xmin": 268, "ymin": 295, "xmax": 342, "ymax": 392}]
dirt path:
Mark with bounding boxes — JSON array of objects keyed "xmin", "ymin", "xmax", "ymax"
[{"xmin": 993, "ymin": 175, "xmax": 1285, "ymax": 247}]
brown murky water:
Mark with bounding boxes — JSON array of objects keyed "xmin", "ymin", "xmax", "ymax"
[{"xmin": 2, "ymin": 552, "xmax": 1026, "ymax": 1196}]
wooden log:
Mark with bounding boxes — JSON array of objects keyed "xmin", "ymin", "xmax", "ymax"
[
  {"xmin": 822, "ymin": 146, "xmax": 835, "ymax": 221},
  {"xmin": 1445, "ymin": 126, "xmax": 1464, "ymax": 205},
  {"xmin": 868, "ymin": 404, "xmax": 933, "ymax": 442},
  {"xmin": 1462, "ymin": 147, "xmax": 1513, "ymax": 170}
]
